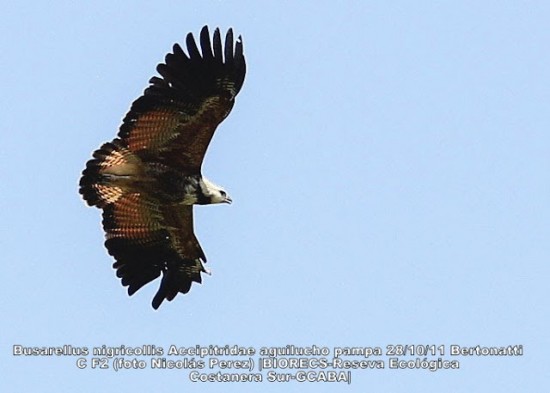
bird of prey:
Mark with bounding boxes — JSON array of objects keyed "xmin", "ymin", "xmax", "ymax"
[{"xmin": 79, "ymin": 26, "xmax": 246, "ymax": 309}]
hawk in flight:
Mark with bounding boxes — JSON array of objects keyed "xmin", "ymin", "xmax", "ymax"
[{"xmin": 79, "ymin": 26, "xmax": 246, "ymax": 309}]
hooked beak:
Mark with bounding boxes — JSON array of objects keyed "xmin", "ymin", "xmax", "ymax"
[{"xmin": 224, "ymin": 196, "xmax": 233, "ymax": 204}]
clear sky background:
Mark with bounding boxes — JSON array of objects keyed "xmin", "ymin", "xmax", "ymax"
[{"xmin": 2, "ymin": 1, "xmax": 548, "ymax": 391}]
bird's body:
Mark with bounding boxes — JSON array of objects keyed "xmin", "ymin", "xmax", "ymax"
[
  {"xmin": 79, "ymin": 26, "xmax": 246, "ymax": 309},
  {"xmin": 87, "ymin": 140, "xmax": 227, "ymax": 206}
]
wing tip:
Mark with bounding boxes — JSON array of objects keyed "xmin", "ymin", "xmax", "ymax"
[
  {"xmin": 151, "ymin": 292, "xmax": 164, "ymax": 310},
  {"xmin": 149, "ymin": 259, "xmax": 206, "ymax": 309},
  {"xmin": 150, "ymin": 25, "xmax": 245, "ymax": 100},
  {"xmin": 177, "ymin": 25, "xmax": 245, "ymax": 65}
]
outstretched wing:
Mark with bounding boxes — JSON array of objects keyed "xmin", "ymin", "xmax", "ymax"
[
  {"xmin": 102, "ymin": 193, "xmax": 207, "ymax": 309},
  {"xmin": 117, "ymin": 26, "xmax": 246, "ymax": 173}
]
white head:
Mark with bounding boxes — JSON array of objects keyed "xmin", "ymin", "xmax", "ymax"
[{"xmin": 201, "ymin": 177, "xmax": 232, "ymax": 204}]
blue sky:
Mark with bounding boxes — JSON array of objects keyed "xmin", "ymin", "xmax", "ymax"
[{"xmin": 2, "ymin": 1, "xmax": 548, "ymax": 391}]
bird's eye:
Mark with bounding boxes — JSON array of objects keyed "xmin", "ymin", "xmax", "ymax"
[{"xmin": 220, "ymin": 191, "xmax": 226, "ymax": 197}]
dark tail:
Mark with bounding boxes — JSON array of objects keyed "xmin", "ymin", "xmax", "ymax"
[{"xmin": 79, "ymin": 138, "xmax": 141, "ymax": 208}]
